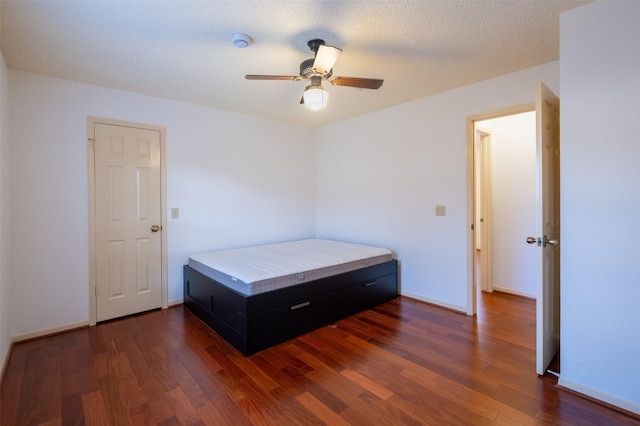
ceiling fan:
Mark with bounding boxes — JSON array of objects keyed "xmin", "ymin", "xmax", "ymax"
[{"xmin": 245, "ymin": 39, "xmax": 384, "ymax": 110}]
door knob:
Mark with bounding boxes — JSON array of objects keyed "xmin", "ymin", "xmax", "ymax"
[
  {"xmin": 543, "ymin": 236, "xmax": 558, "ymax": 247},
  {"xmin": 151, "ymin": 224, "xmax": 160, "ymax": 232},
  {"xmin": 526, "ymin": 236, "xmax": 538, "ymax": 245}
]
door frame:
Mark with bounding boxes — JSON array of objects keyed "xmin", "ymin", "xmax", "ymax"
[
  {"xmin": 87, "ymin": 117, "xmax": 168, "ymax": 326},
  {"xmin": 466, "ymin": 103, "xmax": 534, "ymax": 315}
]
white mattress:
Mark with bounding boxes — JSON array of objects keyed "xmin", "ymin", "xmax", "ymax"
[{"xmin": 188, "ymin": 239, "xmax": 393, "ymax": 296}]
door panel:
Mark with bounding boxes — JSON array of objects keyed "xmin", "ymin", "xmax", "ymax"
[
  {"xmin": 94, "ymin": 123, "xmax": 162, "ymax": 321},
  {"xmin": 479, "ymin": 131, "xmax": 493, "ymax": 292},
  {"xmin": 536, "ymin": 81, "xmax": 561, "ymax": 375}
]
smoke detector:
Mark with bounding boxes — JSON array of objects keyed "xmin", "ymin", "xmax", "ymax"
[{"xmin": 232, "ymin": 33, "xmax": 251, "ymax": 48}]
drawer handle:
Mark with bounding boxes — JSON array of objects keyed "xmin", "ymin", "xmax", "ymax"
[
  {"xmin": 290, "ymin": 301, "xmax": 311, "ymax": 310},
  {"xmin": 364, "ymin": 280, "xmax": 378, "ymax": 287}
]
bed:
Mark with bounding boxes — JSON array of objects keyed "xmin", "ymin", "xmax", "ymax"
[{"xmin": 183, "ymin": 239, "xmax": 398, "ymax": 355}]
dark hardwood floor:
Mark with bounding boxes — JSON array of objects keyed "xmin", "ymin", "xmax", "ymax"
[{"xmin": 2, "ymin": 292, "xmax": 638, "ymax": 425}]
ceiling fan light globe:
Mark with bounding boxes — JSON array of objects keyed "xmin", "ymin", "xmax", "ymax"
[{"xmin": 303, "ymin": 86, "xmax": 328, "ymax": 110}]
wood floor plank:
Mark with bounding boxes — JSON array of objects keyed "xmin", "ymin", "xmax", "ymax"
[
  {"xmin": 196, "ymin": 399, "xmax": 251, "ymax": 426},
  {"xmin": 13, "ymin": 344, "xmax": 62, "ymax": 425},
  {"xmin": 61, "ymin": 392, "xmax": 85, "ymax": 426},
  {"xmin": 82, "ymin": 389, "xmax": 111, "ymax": 426},
  {"xmin": 128, "ymin": 402, "xmax": 159, "ymax": 426},
  {"xmin": 295, "ymin": 391, "xmax": 351, "ymax": 426},
  {"xmin": 164, "ymin": 386, "xmax": 202, "ymax": 425},
  {"xmin": 265, "ymin": 386, "xmax": 325, "ymax": 425},
  {"xmin": 400, "ymin": 366, "xmax": 535, "ymax": 423},
  {"xmin": 276, "ymin": 344, "xmax": 396, "ymax": 424},
  {"xmin": 0, "ymin": 368, "xmax": 23, "ymax": 425},
  {"xmin": 245, "ymin": 352, "xmax": 302, "ymax": 395},
  {"xmin": 37, "ymin": 418, "xmax": 62, "ymax": 426},
  {"xmin": 137, "ymin": 382, "xmax": 177, "ymax": 424},
  {"xmin": 110, "ymin": 351, "xmax": 148, "ymax": 412},
  {"xmin": 227, "ymin": 353, "xmax": 280, "ymax": 393},
  {"xmin": 172, "ymin": 345, "xmax": 227, "ymax": 401},
  {"xmin": 98, "ymin": 373, "xmax": 134, "ymax": 426},
  {"xmin": 339, "ymin": 368, "xmax": 394, "ymax": 401},
  {"xmin": 2, "ymin": 294, "xmax": 639, "ymax": 425}
]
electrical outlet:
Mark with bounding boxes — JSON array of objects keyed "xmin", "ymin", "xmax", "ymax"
[{"xmin": 435, "ymin": 205, "xmax": 446, "ymax": 216}]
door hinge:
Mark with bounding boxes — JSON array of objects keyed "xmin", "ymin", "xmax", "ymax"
[{"xmin": 95, "ymin": 286, "xmax": 98, "ymax": 297}]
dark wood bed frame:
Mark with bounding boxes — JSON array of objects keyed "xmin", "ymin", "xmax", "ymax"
[{"xmin": 183, "ymin": 259, "xmax": 398, "ymax": 356}]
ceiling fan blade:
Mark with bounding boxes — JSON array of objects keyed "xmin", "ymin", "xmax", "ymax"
[
  {"xmin": 330, "ymin": 76, "xmax": 384, "ymax": 90},
  {"xmin": 245, "ymin": 75, "xmax": 300, "ymax": 81},
  {"xmin": 313, "ymin": 45, "xmax": 342, "ymax": 74}
]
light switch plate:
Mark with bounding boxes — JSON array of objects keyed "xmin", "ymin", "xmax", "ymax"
[
  {"xmin": 435, "ymin": 205, "xmax": 446, "ymax": 216},
  {"xmin": 171, "ymin": 208, "xmax": 179, "ymax": 219}
]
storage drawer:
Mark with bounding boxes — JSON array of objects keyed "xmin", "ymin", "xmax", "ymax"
[
  {"xmin": 247, "ymin": 260, "xmax": 398, "ymax": 314},
  {"xmin": 245, "ymin": 272, "xmax": 397, "ymax": 354},
  {"xmin": 337, "ymin": 272, "xmax": 397, "ymax": 316},
  {"xmin": 247, "ymin": 289, "xmax": 341, "ymax": 354}
]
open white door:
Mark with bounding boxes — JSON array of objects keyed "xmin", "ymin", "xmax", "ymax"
[
  {"xmin": 534, "ymin": 81, "xmax": 561, "ymax": 375},
  {"xmin": 478, "ymin": 130, "xmax": 493, "ymax": 293}
]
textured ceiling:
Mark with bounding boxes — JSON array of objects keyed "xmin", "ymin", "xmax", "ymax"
[{"xmin": 0, "ymin": 1, "xmax": 589, "ymax": 127}]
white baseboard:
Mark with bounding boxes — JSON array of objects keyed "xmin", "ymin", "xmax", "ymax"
[
  {"xmin": 11, "ymin": 304, "xmax": 186, "ymax": 344},
  {"xmin": 399, "ymin": 291, "xmax": 467, "ymax": 314},
  {"xmin": 168, "ymin": 299, "xmax": 183, "ymax": 307},
  {"xmin": 558, "ymin": 377, "xmax": 640, "ymax": 416},
  {"xmin": 1, "ymin": 340, "xmax": 12, "ymax": 381},
  {"xmin": 492, "ymin": 286, "xmax": 536, "ymax": 300},
  {"xmin": 11, "ymin": 320, "xmax": 89, "ymax": 343}
]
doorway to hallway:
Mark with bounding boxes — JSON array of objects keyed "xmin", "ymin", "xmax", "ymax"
[
  {"xmin": 467, "ymin": 82, "xmax": 561, "ymax": 376},
  {"xmin": 473, "ymin": 111, "xmax": 538, "ymax": 300}
]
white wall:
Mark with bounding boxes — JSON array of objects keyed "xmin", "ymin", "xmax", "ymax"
[
  {"xmin": 559, "ymin": 1, "xmax": 640, "ymax": 414},
  {"xmin": 316, "ymin": 63, "xmax": 558, "ymax": 311},
  {"xmin": 0, "ymin": 54, "xmax": 11, "ymax": 372},
  {"xmin": 479, "ymin": 112, "xmax": 537, "ymax": 298},
  {"xmin": 9, "ymin": 71, "xmax": 316, "ymax": 337}
]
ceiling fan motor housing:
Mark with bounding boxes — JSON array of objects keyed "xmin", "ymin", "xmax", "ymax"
[
  {"xmin": 300, "ymin": 58, "xmax": 316, "ymax": 78},
  {"xmin": 300, "ymin": 58, "xmax": 332, "ymax": 79},
  {"xmin": 307, "ymin": 39, "xmax": 325, "ymax": 53}
]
